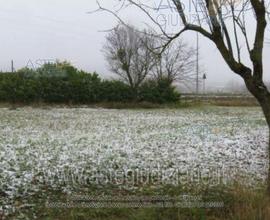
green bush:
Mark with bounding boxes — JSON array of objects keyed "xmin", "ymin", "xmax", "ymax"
[
  {"xmin": 99, "ymin": 80, "xmax": 134, "ymax": 102},
  {"xmin": 139, "ymin": 78, "xmax": 180, "ymax": 103},
  {"xmin": 0, "ymin": 72, "xmax": 41, "ymax": 103}
]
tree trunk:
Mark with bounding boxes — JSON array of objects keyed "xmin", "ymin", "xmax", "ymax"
[
  {"xmin": 260, "ymin": 97, "xmax": 270, "ymax": 194},
  {"xmin": 245, "ymin": 80, "xmax": 270, "ymax": 194}
]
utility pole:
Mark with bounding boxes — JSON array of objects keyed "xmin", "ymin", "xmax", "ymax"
[
  {"xmin": 196, "ymin": 32, "xmax": 199, "ymax": 94},
  {"xmin": 11, "ymin": 60, "xmax": 14, "ymax": 72},
  {"xmin": 203, "ymin": 73, "xmax": 207, "ymax": 94}
]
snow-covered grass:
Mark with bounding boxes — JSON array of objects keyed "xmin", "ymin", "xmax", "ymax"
[{"xmin": 0, "ymin": 106, "xmax": 268, "ymax": 214}]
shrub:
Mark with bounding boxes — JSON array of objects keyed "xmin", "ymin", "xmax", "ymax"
[
  {"xmin": 0, "ymin": 72, "xmax": 41, "ymax": 103},
  {"xmin": 139, "ymin": 78, "xmax": 180, "ymax": 103},
  {"xmin": 99, "ymin": 80, "xmax": 134, "ymax": 102}
]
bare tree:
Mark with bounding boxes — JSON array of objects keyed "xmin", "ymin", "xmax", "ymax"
[
  {"xmin": 103, "ymin": 24, "xmax": 156, "ymax": 95},
  {"xmin": 152, "ymin": 40, "xmax": 196, "ymax": 86},
  {"xmin": 97, "ymin": 0, "xmax": 270, "ymax": 193}
]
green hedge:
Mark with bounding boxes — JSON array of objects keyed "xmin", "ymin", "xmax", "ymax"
[
  {"xmin": 0, "ymin": 72, "xmax": 101, "ymax": 103},
  {"xmin": 139, "ymin": 78, "xmax": 180, "ymax": 103},
  {"xmin": 0, "ymin": 63, "xmax": 180, "ymax": 104}
]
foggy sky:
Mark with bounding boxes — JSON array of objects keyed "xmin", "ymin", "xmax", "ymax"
[{"xmin": 0, "ymin": 0, "xmax": 269, "ymax": 91}]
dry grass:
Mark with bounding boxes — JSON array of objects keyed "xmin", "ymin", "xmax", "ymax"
[{"xmin": 182, "ymin": 96, "xmax": 259, "ymax": 107}]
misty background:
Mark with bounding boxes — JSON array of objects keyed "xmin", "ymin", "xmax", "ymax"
[{"xmin": 0, "ymin": 0, "xmax": 269, "ymax": 92}]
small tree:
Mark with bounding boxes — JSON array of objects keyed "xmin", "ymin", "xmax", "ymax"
[
  {"xmin": 152, "ymin": 40, "xmax": 196, "ymax": 86},
  {"xmin": 103, "ymin": 25, "xmax": 156, "ymax": 96}
]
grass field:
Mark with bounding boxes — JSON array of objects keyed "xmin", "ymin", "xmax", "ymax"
[{"xmin": 0, "ymin": 106, "xmax": 269, "ymax": 219}]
